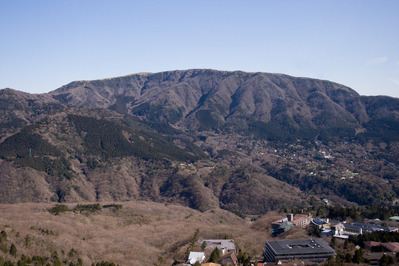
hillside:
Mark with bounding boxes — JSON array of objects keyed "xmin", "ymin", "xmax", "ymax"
[
  {"xmin": 0, "ymin": 201, "xmax": 287, "ymax": 265},
  {"xmin": 1, "ymin": 69, "xmax": 399, "ymax": 214}
]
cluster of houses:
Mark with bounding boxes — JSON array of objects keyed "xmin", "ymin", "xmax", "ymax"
[
  {"xmin": 179, "ymin": 239, "xmax": 238, "ymax": 266},
  {"xmin": 263, "ymin": 213, "xmax": 399, "ymax": 265},
  {"xmin": 362, "ymin": 241, "xmax": 399, "ymax": 265},
  {"xmin": 180, "ymin": 214, "xmax": 399, "ymax": 265},
  {"xmin": 311, "ymin": 218, "xmax": 398, "ymax": 239},
  {"xmin": 263, "ymin": 238, "xmax": 336, "ymax": 264},
  {"xmin": 266, "ymin": 214, "xmax": 335, "ymax": 264}
]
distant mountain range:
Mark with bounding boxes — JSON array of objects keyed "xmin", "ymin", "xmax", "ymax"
[{"xmin": 1, "ymin": 69, "xmax": 399, "ymax": 214}]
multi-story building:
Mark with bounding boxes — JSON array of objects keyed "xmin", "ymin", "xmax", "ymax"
[
  {"xmin": 272, "ymin": 213, "xmax": 312, "ymax": 236},
  {"xmin": 263, "ymin": 238, "xmax": 336, "ymax": 263}
]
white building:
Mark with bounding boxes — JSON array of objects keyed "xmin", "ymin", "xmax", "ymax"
[{"xmin": 187, "ymin": 251, "xmax": 205, "ymax": 264}]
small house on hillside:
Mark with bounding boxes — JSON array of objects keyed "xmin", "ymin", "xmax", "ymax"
[
  {"xmin": 381, "ymin": 242, "xmax": 399, "ymax": 253},
  {"xmin": 218, "ymin": 252, "xmax": 239, "ymax": 266},
  {"xmin": 364, "ymin": 241, "xmax": 382, "ymax": 252},
  {"xmin": 187, "ymin": 251, "xmax": 205, "ymax": 264},
  {"xmin": 198, "ymin": 239, "xmax": 236, "ymax": 254},
  {"xmin": 364, "ymin": 241, "xmax": 399, "ymax": 253}
]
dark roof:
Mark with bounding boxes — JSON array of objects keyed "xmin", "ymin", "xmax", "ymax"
[
  {"xmin": 364, "ymin": 241, "xmax": 381, "ymax": 248},
  {"xmin": 312, "ymin": 218, "xmax": 328, "ymax": 226},
  {"xmin": 218, "ymin": 252, "xmax": 238, "ymax": 265},
  {"xmin": 364, "ymin": 252, "xmax": 396, "ymax": 262},
  {"xmin": 266, "ymin": 238, "xmax": 335, "ymax": 256},
  {"xmin": 381, "ymin": 242, "xmax": 399, "ymax": 252},
  {"xmin": 343, "ymin": 224, "xmax": 363, "ymax": 230},
  {"xmin": 349, "ymin": 222, "xmax": 397, "ymax": 232}
]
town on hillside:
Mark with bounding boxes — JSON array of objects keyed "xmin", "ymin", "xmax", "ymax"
[{"xmin": 176, "ymin": 209, "xmax": 399, "ymax": 266}]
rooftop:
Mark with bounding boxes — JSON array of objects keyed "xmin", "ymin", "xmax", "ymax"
[
  {"xmin": 187, "ymin": 251, "xmax": 205, "ymax": 258},
  {"xmin": 364, "ymin": 252, "xmax": 396, "ymax": 262},
  {"xmin": 312, "ymin": 218, "xmax": 328, "ymax": 226},
  {"xmin": 266, "ymin": 238, "xmax": 335, "ymax": 255},
  {"xmin": 351, "ymin": 222, "xmax": 397, "ymax": 232},
  {"xmin": 199, "ymin": 239, "xmax": 236, "ymax": 251},
  {"xmin": 187, "ymin": 251, "xmax": 205, "ymax": 264},
  {"xmin": 364, "ymin": 241, "xmax": 381, "ymax": 248},
  {"xmin": 291, "ymin": 216, "xmax": 308, "ymax": 225},
  {"xmin": 381, "ymin": 242, "xmax": 399, "ymax": 253}
]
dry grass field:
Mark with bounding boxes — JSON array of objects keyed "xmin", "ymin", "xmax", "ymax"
[{"xmin": 0, "ymin": 201, "xmax": 308, "ymax": 265}]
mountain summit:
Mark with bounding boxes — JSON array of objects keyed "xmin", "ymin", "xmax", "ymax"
[{"xmin": 49, "ymin": 69, "xmax": 398, "ymax": 141}]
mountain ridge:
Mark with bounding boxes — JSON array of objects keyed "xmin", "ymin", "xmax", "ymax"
[
  {"xmin": 47, "ymin": 69, "xmax": 398, "ymax": 141},
  {"xmin": 1, "ymin": 69, "xmax": 399, "ymax": 214}
]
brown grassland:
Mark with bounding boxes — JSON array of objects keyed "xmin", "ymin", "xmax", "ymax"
[{"xmin": 0, "ymin": 201, "xmax": 308, "ymax": 265}]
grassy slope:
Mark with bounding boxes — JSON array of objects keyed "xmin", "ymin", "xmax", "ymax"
[{"xmin": 0, "ymin": 202, "xmax": 307, "ymax": 265}]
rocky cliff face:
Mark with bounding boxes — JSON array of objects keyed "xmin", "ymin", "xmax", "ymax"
[{"xmin": 1, "ymin": 69, "xmax": 399, "ymax": 214}]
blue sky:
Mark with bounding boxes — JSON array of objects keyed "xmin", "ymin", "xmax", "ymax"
[{"xmin": 1, "ymin": 0, "xmax": 399, "ymax": 97}]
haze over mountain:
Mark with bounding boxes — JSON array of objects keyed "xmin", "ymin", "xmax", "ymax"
[{"xmin": 1, "ymin": 69, "xmax": 399, "ymax": 214}]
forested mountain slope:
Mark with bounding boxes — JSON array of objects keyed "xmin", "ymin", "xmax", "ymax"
[{"xmin": 1, "ymin": 69, "xmax": 399, "ymax": 214}]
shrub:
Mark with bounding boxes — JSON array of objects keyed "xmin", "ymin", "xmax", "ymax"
[
  {"xmin": 209, "ymin": 247, "xmax": 220, "ymax": 263},
  {"xmin": 9, "ymin": 243, "xmax": 17, "ymax": 257},
  {"xmin": 48, "ymin": 204, "xmax": 71, "ymax": 215},
  {"xmin": 74, "ymin": 204, "xmax": 102, "ymax": 213}
]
